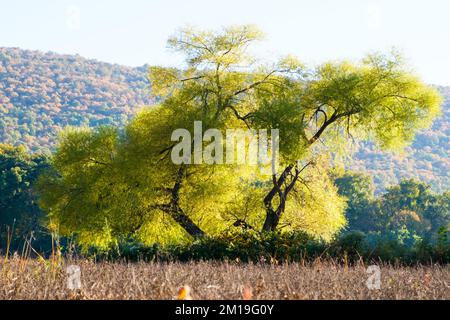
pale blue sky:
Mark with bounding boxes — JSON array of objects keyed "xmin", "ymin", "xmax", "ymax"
[{"xmin": 1, "ymin": 0, "xmax": 449, "ymax": 85}]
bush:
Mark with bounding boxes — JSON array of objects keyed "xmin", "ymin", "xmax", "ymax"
[
  {"xmin": 83, "ymin": 229, "xmax": 449, "ymax": 265},
  {"xmin": 333, "ymin": 231, "xmax": 366, "ymax": 260}
]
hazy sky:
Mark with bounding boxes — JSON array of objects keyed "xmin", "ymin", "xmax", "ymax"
[{"xmin": 1, "ymin": 0, "xmax": 449, "ymax": 85}]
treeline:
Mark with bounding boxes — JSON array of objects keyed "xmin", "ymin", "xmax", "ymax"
[{"xmin": 334, "ymin": 172, "xmax": 449, "ymax": 246}]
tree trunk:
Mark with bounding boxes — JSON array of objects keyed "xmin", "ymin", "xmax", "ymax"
[
  {"xmin": 169, "ymin": 205, "xmax": 206, "ymax": 238},
  {"xmin": 161, "ymin": 165, "xmax": 206, "ymax": 238},
  {"xmin": 262, "ymin": 208, "xmax": 281, "ymax": 232},
  {"xmin": 261, "ymin": 162, "xmax": 311, "ymax": 233}
]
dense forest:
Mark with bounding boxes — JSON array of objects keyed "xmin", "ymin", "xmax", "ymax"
[{"xmin": 0, "ymin": 47, "xmax": 448, "ymax": 193}]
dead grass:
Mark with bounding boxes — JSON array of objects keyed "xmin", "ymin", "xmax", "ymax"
[{"xmin": 1, "ymin": 257, "xmax": 448, "ymax": 300}]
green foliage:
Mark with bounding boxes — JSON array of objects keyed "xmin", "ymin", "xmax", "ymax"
[
  {"xmin": 334, "ymin": 231, "xmax": 366, "ymax": 260},
  {"xmin": 38, "ymin": 26, "xmax": 353, "ymax": 248},
  {"xmin": 37, "ymin": 110, "xmax": 347, "ymax": 248},
  {"xmin": 311, "ymin": 53, "xmax": 440, "ymax": 150},
  {"xmin": 93, "ymin": 229, "xmax": 449, "ymax": 265},
  {"xmin": 0, "ymin": 144, "xmax": 50, "ymax": 252},
  {"xmin": 335, "ymin": 172, "xmax": 449, "ymax": 247},
  {"xmin": 334, "ymin": 171, "xmax": 379, "ymax": 232},
  {"xmin": 98, "ymin": 229, "xmax": 324, "ymax": 263},
  {"xmin": 281, "ymin": 162, "xmax": 348, "ymax": 241}
]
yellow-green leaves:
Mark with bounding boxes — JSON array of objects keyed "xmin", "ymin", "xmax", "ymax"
[
  {"xmin": 301, "ymin": 53, "xmax": 442, "ymax": 151},
  {"xmin": 278, "ymin": 55, "xmax": 305, "ymax": 75},
  {"xmin": 38, "ymin": 25, "xmax": 443, "ymax": 249},
  {"xmin": 283, "ymin": 162, "xmax": 347, "ymax": 241},
  {"xmin": 168, "ymin": 25, "xmax": 264, "ymax": 68},
  {"xmin": 148, "ymin": 66, "xmax": 179, "ymax": 97}
]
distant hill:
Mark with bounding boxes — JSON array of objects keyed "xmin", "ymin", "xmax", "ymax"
[
  {"xmin": 0, "ymin": 47, "xmax": 448, "ymax": 192},
  {"xmin": 0, "ymin": 47, "xmax": 152, "ymax": 151}
]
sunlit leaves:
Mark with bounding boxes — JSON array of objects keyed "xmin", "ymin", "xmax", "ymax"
[
  {"xmin": 168, "ymin": 25, "xmax": 264, "ymax": 68},
  {"xmin": 37, "ymin": 25, "xmax": 442, "ymax": 249}
]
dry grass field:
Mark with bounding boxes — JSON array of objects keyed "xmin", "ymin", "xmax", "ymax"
[{"xmin": 1, "ymin": 257, "xmax": 449, "ymax": 300}]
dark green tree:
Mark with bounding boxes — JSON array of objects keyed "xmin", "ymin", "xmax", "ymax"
[
  {"xmin": 334, "ymin": 171, "xmax": 383, "ymax": 233},
  {"xmin": 0, "ymin": 144, "xmax": 50, "ymax": 252}
]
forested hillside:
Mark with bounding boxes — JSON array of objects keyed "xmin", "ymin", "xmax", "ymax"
[
  {"xmin": 0, "ymin": 47, "xmax": 152, "ymax": 151},
  {"xmin": 0, "ymin": 47, "xmax": 448, "ymax": 192}
]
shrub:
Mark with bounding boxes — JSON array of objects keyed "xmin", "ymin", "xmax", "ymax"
[{"xmin": 81, "ymin": 229, "xmax": 449, "ymax": 265}]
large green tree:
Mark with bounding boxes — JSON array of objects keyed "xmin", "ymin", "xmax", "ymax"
[
  {"xmin": 38, "ymin": 25, "xmax": 442, "ymax": 248},
  {"xmin": 150, "ymin": 25, "xmax": 441, "ymax": 233}
]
